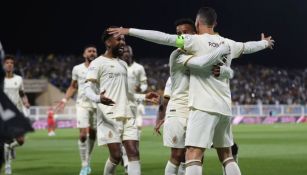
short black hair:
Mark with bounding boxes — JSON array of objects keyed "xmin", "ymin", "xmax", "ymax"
[
  {"xmin": 3, "ymin": 55, "xmax": 15, "ymax": 63},
  {"xmin": 174, "ymin": 18, "xmax": 196, "ymax": 32},
  {"xmin": 101, "ymin": 26, "xmax": 120, "ymax": 43},
  {"xmin": 83, "ymin": 44, "xmax": 96, "ymax": 52},
  {"xmin": 197, "ymin": 7, "xmax": 217, "ymax": 26}
]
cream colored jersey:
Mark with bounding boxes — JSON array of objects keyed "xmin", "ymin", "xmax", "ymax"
[
  {"xmin": 165, "ymin": 49, "xmax": 190, "ymax": 118},
  {"xmin": 127, "ymin": 62, "xmax": 147, "ymax": 95},
  {"xmin": 163, "ymin": 77, "xmax": 172, "ymax": 98},
  {"xmin": 127, "ymin": 62, "xmax": 147, "ymax": 108},
  {"xmin": 4, "ymin": 74, "xmax": 24, "ymax": 111},
  {"xmin": 181, "ymin": 33, "xmax": 244, "ymax": 116},
  {"xmin": 86, "ymin": 55, "xmax": 132, "ymax": 119},
  {"xmin": 72, "ymin": 63, "xmax": 96, "ymax": 108}
]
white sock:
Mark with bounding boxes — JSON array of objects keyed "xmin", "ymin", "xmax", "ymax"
[
  {"xmin": 4, "ymin": 144, "xmax": 11, "ymax": 167},
  {"xmin": 78, "ymin": 140, "xmax": 88, "ymax": 167},
  {"xmin": 87, "ymin": 138, "xmax": 95, "ymax": 165},
  {"xmin": 224, "ymin": 162, "xmax": 241, "ymax": 175},
  {"xmin": 121, "ymin": 145, "xmax": 129, "ymax": 168},
  {"xmin": 185, "ymin": 165, "xmax": 202, "ymax": 175},
  {"xmin": 177, "ymin": 162, "xmax": 185, "ymax": 175},
  {"xmin": 128, "ymin": 160, "xmax": 141, "ymax": 175},
  {"xmin": 104, "ymin": 158, "xmax": 117, "ymax": 175},
  {"xmin": 9, "ymin": 140, "xmax": 20, "ymax": 149},
  {"xmin": 165, "ymin": 161, "xmax": 178, "ymax": 175}
]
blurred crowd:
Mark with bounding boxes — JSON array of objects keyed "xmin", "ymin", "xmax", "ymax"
[{"xmin": 13, "ymin": 55, "xmax": 307, "ymax": 105}]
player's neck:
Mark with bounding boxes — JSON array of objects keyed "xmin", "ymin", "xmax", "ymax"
[
  {"xmin": 104, "ymin": 50, "xmax": 115, "ymax": 59},
  {"xmin": 5, "ymin": 72, "xmax": 14, "ymax": 78},
  {"xmin": 84, "ymin": 60, "xmax": 90, "ymax": 67},
  {"xmin": 198, "ymin": 25, "xmax": 215, "ymax": 35}
]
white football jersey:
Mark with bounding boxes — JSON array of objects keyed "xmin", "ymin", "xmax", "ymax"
[
  {"xmin": 4, "ymin": 74, "xmax": 24, "ymax": 111},
  {"xmin": 181, "ymin": 33, "xmax": 244, "ymax": 116},
  {"xmin": 127, "ymin": 62, "xmax": 147, "ymax": 95},
  {"xmin": 72, "ymin": 63, "xmax": 96, "ymax": 108},
  {"xmin": 127, "ymin": 62, "xmax": 147, "ymax": 107},
  {"xmin": 164, "ymin": 49, "xmax": 191, "ymax": 118},
  {"xmin": 86, "ymin": 55, "xmax": 132, "ymax": 119}
]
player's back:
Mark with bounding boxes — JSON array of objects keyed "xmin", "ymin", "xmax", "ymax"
[{"xmin": 184, "ymin": 33, "xmax": 241, "ymax": 116}]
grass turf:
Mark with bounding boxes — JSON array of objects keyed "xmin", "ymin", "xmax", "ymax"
[{"xmin": 2, "ymin": 123, "xmax": 307, "ymax": 175}]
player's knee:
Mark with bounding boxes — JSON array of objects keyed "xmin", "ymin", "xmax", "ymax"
[
  {"xmin": 186, "ymin": 147, "xmax": 204, "ymax": 160},
  {"xmin": 171, "ymin": 149, "xmax": 185, "ymax": 163},
  {"xmin": 79, "ymin": 135, "xmax": 87, "ymax": 142},
  {"xmin": 126, "ymin": 147, "xmax": 140, "ymax": 159},
  {"xmin": 110, "ymin": 151, "xmax": 122, "ymax": 163}
]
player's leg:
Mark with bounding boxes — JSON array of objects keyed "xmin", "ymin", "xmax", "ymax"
[
  {"xmin": 122, "ymin": 118, "xmax": 141, "ymax": 175},
  {"xmin": 214, "ymin": 115, "xmax": 241, "ymax": 175},
  {"xmin": 185, "ymin": 110, "xmax": 219, "ymax": 175},
  {"xmin": 87, "ymin": 109, "xmax": 97, "ymax": 165},
  {"xmin": 123, "ymin": 140, "xmax": 140, "ymax": 175},
  {"xmin": 76, "ymin": 106, "xmax": 92, "ymax": 175},
  {"xmin": 163, "ymin": 117, "xmax": 186, "ymax": 175},
  {"xmin": 104, "ymin": 143, "xmax": 122, "ymax": 175},
  {"xmin": 96, "ymin": 115, "xmax": 123, "ymax": 175}
]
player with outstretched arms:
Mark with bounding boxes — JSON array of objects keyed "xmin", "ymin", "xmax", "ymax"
[
  {"xmin": 55, "ymin": 45, "xmax": 98, "ymax": 175},
  {"xmin": 84, "ymin": 28, "xmax": 159, "ymax": 175},
  {"xmin": 108, "ymin": 6, "xmax": 274, "ymax": 175},
  {"xmin": 154, "ymin": 18, "xmax": 234, "ymax": 175}
]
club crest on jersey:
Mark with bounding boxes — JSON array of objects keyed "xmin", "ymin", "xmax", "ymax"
[
  {"xmin": 108, "ymin": 131, "xmax": 113, "ymax": 138},
  {"xmin": 172, "ymin": 136, "xmax": 178, "ymax": 144}
]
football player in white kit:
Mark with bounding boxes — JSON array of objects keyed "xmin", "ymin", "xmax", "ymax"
[
  {"xmin": 121, "ymin": 45, "xmax": 148, "ymax": 132},
  {"xmin": 3, "ymin": 55, "xmax": 30, "ymax": 175},
  {"xmin": 55, "ymin": 45, "xmax": 98, "ymax": 175},
  {"xmin": 108, "ymin": 8, "xmax": 274, "ymax": 175},
  {"xmin": 84, "ymin": 28, "xmax": 159, "ymax": 175},
  {"xmin": 154, "ymin": 18, "xmax": 234, "ymax": 175},
  {"xmin": 121, "ymin": 45, "xmax": 148, "ymax": 173}
]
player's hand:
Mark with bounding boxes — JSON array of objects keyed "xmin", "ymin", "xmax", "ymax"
[
  {"xmin": 261, "ymin": 33, "xmax": 275, "ymax": 49},
  {"xmin": 212, "ymin": 56, "xmax": 227, "ymax": 77},
  {"xmin": 154, "ymin": 119, "xmax": 165, "ymax": 135},
  {"xmin": 107, "ymin": 27, "xmax": 129, "ymax": 38},
  {"xmin": 100, "ymin": 90, "xmax": 115, "ymax": 106},
  {"xmin": 54, "ymin": 98, "xmax": 67, "ymax": 113},
  {"xmin": 145, "ymin": 92, "xmax": 160, "ymax": 104}
]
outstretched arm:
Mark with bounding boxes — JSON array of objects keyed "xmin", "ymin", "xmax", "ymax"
[{"xmin": 108, "ymin": 28, "xmax": 181, "ymax": 48}]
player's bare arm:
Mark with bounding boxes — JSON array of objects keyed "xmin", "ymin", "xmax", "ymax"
[
  {"xmin": 19, "ymin": 90, "xmax": 30, "ymax": 108},
  {"xmin": 54, "ymin": 80, "xmax": 78, "ymax": 112},
  {"xmin": 154, "ymin": 96, "xmax": 169, "ymax": 135}
]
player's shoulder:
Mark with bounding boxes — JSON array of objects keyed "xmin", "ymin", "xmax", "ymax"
[
  {"xmin": 73, "ymin": 63, "xmax": 84, "ymax": 70},
  {"xmin": 13, "ymin": 74, "xmax": 23, "ymax": 81},
  {"xmin": 132, "ymin": 62, "xmax": 144, "ymax": 69}
]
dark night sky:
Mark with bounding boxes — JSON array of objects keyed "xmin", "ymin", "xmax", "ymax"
[{"xmin": 0, "ymin": 0, "xmax": 306, "ymax": 68}]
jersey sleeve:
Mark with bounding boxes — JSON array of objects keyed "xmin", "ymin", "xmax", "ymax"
[
  {"xmin": 139, "ymin": 65, "xmax": 147, "ymax": 82},
  {"xmin": 225, "ymin": 38, "xmax": 244, "ymax": 59},
  {"xmin": 163, "ymin": 77, "xmax": 172, "ymax": 98},
  {"xmin": 72, "ymin": 66, "xmax": 78, "ymax": 80},
  {"xmin": 86, "ymin": 61, "xmax": 100, "ymax": 82},
  {"xmin": 19, "ymin": 77, "xmax": 25, "ymax": 91}
]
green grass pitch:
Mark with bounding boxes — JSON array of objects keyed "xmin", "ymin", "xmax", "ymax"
[{"xmin": 2, "ymin": 124, "xmax": 307, "ymax": 175}]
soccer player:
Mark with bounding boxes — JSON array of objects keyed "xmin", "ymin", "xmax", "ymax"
[
  {"xmin": 121, "ymin": 45, "xmax": 148, "ymax": 172},
  {"xmin": 121, "ymin": 45, "xmax": 148, "ymax": 132},
  {"xmin": 3, "ymin": 55, "xmax": 30, "ymax": 175},
  {"xmin": 47, "ymin": 107, "xmax": 56, "ymax": 136},
  {"xmin": 154, "ymin": 18, "xmax": 234, "ymax": 175},
  {"xmin": 108, "ymin": 7, "xmax": 274, "ymax": 175},
  {"xmin": 84, "ymin": 28, "xmax": 159, "ymax": 175},
  {"xmin": 55, "ymin": 45, "xmax": 98, "ymax": 175}
]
